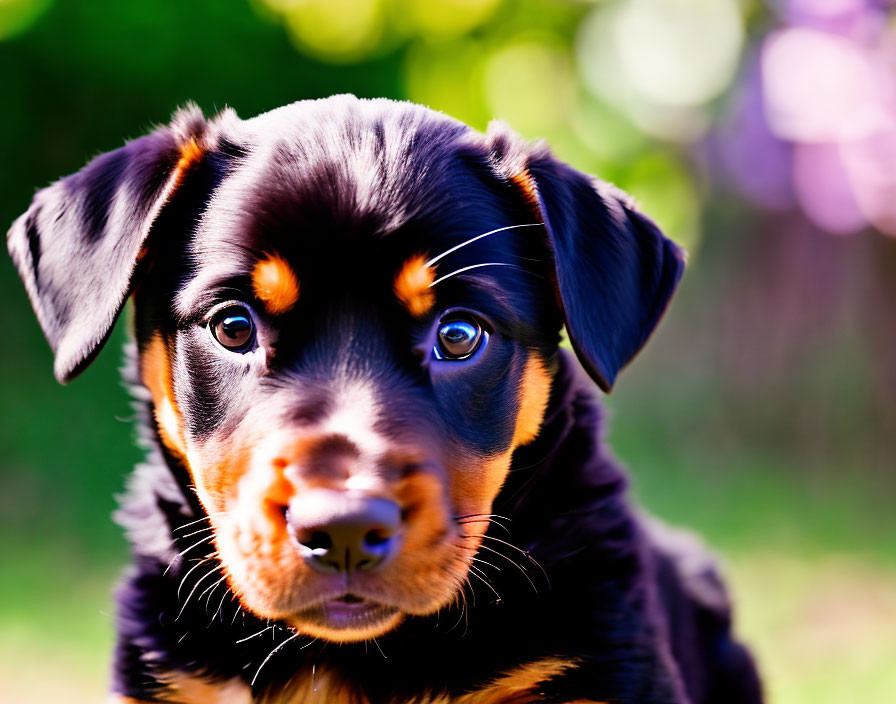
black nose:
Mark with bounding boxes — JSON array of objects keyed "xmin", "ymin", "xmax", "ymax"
[{"xmin": 286, "ymin": 490, "xmax": 402, "ymax": 574}]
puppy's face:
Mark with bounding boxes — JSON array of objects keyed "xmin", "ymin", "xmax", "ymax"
[
  {"xmin": 137, "ymin": 125, "xmax": 558, "ymax": 641},
  {"xmin": 8, "ymin": 97, "xmax": 684, "ymax": 643}
]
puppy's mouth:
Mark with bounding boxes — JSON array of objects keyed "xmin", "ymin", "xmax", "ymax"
[{"xmin": 295, "ymin": 593, "xmax": 399, "ymax": 632}]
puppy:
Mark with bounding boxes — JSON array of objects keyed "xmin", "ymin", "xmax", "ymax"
[{"xmin": 8, "ymin": 96, "xmax": 762, "ymax": 704}]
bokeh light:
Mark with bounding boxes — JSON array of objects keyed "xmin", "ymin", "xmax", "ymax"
[
  {"xmin": 482, "ymin": 36, "xmax": 574, "ymax": 136},
  {"xmin": 403, "ymin": 38, "xmax": 490, "ymax": 128},
  {"xmin": 0, "ymin": 0, "xmax": 52, "ymax": 40},
  {"xmin": 761, "ymin": 27, "xmax": 879, "ymax": 143},
  {"xmin": 576, "ymin": 0, "xmax": 744, "ymax": 141},
  {"xmin": 397, "ymin": 0, "xmax": 502, "ymax": 39},
  {"xmin": 261, "ymin": 0, "xmax": 387, "ymax": 63},
  {"xmin": 756, "ymin": 9, "xmax": 896, "ymax": 235}
]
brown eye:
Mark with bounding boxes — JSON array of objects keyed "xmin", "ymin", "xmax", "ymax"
[
  {"xmin": 211, "ymin": 305, "xmax": 255, "ymax": 352},
  {"xmin": 435, "ymin": 317, "xmax": 484, "ymax": 360}
]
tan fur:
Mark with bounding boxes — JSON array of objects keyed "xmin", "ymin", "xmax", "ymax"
[
  {"xmin": 451, "ymin": 354, "xmax": 552, "ymax": 528},
  {"xmin": 252, "ymin": 253, "xmax": 300, "ymax": 314},
  {"xmin": 171, "ymin": 137, "xmax": 204, "ymax": 191},
  {"xmin": 141, "ymin": 334, "xmax": 187, "ymax": 459},
  {"xmin": 509, "ymin": 170, "xmax": 540, "ymax": 214},
  {"xmin": 157, "ymin": 671, "xmax": 252, "ymax": 703},
  {"xmin": 452, "ymin": 657, "xmax": 580, "ymax": 704},
  {"xmin": 176, "ymin": 137, "xmax": 203, "ymax": 173},
  {"xmin": 511, "ymin": 356, "xmax": 552, "ymax": 447},
  {"xmin": 394, "ymin": 253, "xmax": 435, "ymax": 318}
]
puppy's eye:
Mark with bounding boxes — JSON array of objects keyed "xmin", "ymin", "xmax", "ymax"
[
  {"xmin": 210, "ymin": 305, "xmax": 255, "ymax": 352},
  {"xmin": 435, "ymin": 317, "xmax": 484, "ymax": 360}
]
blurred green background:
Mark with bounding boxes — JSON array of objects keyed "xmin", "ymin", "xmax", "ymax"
[{"xmin": 1, "ymin": 1, "xmax": 895, "ymax": 702}]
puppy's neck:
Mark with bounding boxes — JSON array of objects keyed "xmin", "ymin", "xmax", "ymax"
[{"xmin": 496, "ymin": 349, "xmax": 630, "ymax": 550}]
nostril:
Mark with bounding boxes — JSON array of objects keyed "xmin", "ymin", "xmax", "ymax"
[
  {"xmin": 299, "ymin": 530, "xmax": 333, "ymax": 552},
  {"xmin": 364, "ymin": 528, "xmax": 393, "ymax": 548}
]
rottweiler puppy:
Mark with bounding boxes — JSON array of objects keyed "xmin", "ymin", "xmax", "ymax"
[{"xmin": 8, "ymin": 96, "xmax": 762, "ymax": 704}]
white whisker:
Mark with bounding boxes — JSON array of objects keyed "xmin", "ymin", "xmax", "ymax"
[
  {"xmin": 171, "ymin": 511, "xmax": 228, "ymax": 535},
  {"xmin": 199, "ymin": 575, "xmax": 227, "ymax": 608},
  {"xmin": 251, "ymin": 631, "xmax": 313, "ymax": 687},
  {"xmin": 468, "ymin": 563, "xmax": 502, "ymax": 603},
  {"xmin": 178, "ymin": 526, "xmax": 215, "ymax": 539},
  {"xmin": 176, "ymin": 565, "xmax": 220, "ymax": 620},
  {"xmin": 477, "ymin": 543, "xmax": 539, "ymax": 595},
  {"xmin": 176, "ymin": 556, "xmax": 215, "ymax": 601},
  {"xmin": 425, "ymin": 223, "xmax": 542, "ymax": 268},
  {"xmin": 235, "ymin": 625, "xmax": 275, "ymax": 644},
  {"xmin": 429, "ymin": 262, "xmax": 539, "ymax": 288},
  {"xmin": 164, "ymin": 535, "xmax": 215, "ymax": 576}
]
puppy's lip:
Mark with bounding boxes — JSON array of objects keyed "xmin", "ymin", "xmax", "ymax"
[{"xmin": 297, "ymin": 593, "xmax": 399, "ymax": 630}]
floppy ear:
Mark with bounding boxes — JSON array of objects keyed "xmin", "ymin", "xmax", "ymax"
[
  {"xmin": 484, "ymin": 124, "xmax": 686, "ymax": 391},
  {"xmin": 7, "ymin": 107, "xmax": 207, "ymax": 383},
  {"xmin": 527, "ymin": 153, "xmax": 686, "ymax": 391}
]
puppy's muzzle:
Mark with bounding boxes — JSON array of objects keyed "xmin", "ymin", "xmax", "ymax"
[{"xmin": 285, "ymin": 490, "xmax": 402, "ymax": 574}]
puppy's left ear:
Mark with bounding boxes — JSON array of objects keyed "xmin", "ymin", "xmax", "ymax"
[
  {"xmin": 486, "ymin": 127, "xmax": 685, "ymax": 391},
  {"xmin": 7, "ymin": 106, "xmax": 208, "ymax": 383}
]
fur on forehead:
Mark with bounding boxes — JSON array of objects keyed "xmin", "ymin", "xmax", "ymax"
[{"xmin": 175, "ymin": 96, "xmax": 506, "ymax": 318}]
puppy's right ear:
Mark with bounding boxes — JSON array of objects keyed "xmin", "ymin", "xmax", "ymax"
[{"xmin": 7, "ymin": 107, "xmax": 208, "ymax": 383}]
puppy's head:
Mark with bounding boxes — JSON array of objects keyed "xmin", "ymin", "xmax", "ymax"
[{"xmin": 8, "ymin": 96, "xmax": 683, "ymax": 642}]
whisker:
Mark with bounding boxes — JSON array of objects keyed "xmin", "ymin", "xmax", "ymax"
[
  {"xmin": 164, "ymin": 535, "xmax": 215, "ymax": 576},
  {"xmin": 171, "ymin": 516, "xmax": 212, "ymax": 534},
  {"xmin": 251, "ymin": 631, "xmax": 303, "ymax": 687},
  {"xmin": 460, "ymin": 533, "xmax": 550, "ymax": 587},
  {"xmin": 455, "ymin": 512, "xmax": 512, "ymax": 530},
  {"xmin": 455, "ymin": 512, "xmax": 511, "ymax": 523},
  {"xmin": 199, "ymin": 575, "xmax": 228, "ymax": 609},
  {"xmin": 477, "ymin": 543, "xmax": 539, "ymax": 595},
  {"xmin": 178, "ymin": 526, "xmax": 215, "ymax": 540},
  {"xmin": 213, "ymin": 586, "xmax": 231, "ymax": 626},
  {"xmin": 236, "ymin": 625, "xmax": 275, "ymax": 644},
  {"xmin": 471, "ymin": 555, "xmax": 502, "ymax": 574},
  {"xmin": 171, "ymin": 512, "xmax": 228, "ymax": 534},
  {"xmin": 230, "ymin": 604, "xmax": 244, "ymax": 628},
  {"xmin": 429, "ymin": 262, "xmax": 541, "ymax": 288},
  {"xmin": 176, "ymin": 556, "xmax": 216, "ymax": 600},
  {"xmin": 176, "ymin": 565, "xmax": 220, "ymax": 620},
  {"xmin": 467, "ymin": 564, "xmax": 502, "ymax": 603},
  {"xmin": 425, "ymin": 223, "xmax": 542, "ymax": 268},
  {"xmin": 456, "ymin": 515, "xmax": 512, "ymax": 535}
]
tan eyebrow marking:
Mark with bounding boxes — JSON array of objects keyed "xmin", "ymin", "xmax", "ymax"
[
  {"xmin": 394, "ymin": 253, "xmax": 435, "ymax": 318},
  {"xmin": 252, "ymin": 253, "xmax": 300, "ymax": 314}
]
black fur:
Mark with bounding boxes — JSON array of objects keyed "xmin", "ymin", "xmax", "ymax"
[{"xmin": 7, "ymin": 96, "xmax": 761, "ymax": 704}]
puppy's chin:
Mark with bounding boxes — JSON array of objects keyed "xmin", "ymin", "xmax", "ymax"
[
  {"xmin": 288, "ymin": 600, "xmax": 405, "ymax": 642},
  {"xmin": 231, "ymin": 573, "xmax": 461, "ymax": 643}
]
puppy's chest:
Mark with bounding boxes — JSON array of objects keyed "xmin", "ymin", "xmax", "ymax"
[{"xmin": 163, "ymin": 656, "xmax": 576, "ymax": 704}]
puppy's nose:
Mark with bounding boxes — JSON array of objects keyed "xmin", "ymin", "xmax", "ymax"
[{"xmin": 286, "ymin": 490, "xmax": 401, "ymax": 574}]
